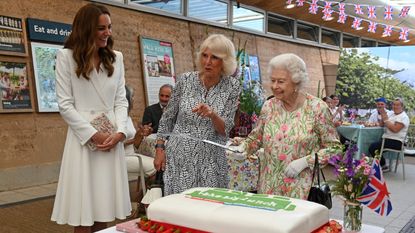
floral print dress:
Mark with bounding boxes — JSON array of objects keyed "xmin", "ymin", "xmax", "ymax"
[{"xmin": 244, "ymin": 94, "xmax": 341, "ymax": 199}]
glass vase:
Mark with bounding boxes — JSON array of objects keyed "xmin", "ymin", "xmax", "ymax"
[{"xmin": 343, "ymin": 201, "xmax": 363, "ymax": 232}]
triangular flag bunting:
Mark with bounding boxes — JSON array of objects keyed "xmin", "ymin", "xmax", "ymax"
[
  {"xmin": 368, "ymin": 21, "xmax": 377, "ymax": 33},
  {"xmin": 309, "ymin": 0, "xmax": 318, "ymax": 14},
  {"xmin": 355, "ymin": 4, "xmax": 364, "ymax": 15},
  {"xmin": 399, "ymin": 6, "xmax": 411, "ymax": 18},
  {"xmin": 338, "ymin": 14, "xmax": 347, "ymax": 24},
  {"xmin": 367, "ymin": 6, "xmax": 377, "ymax": 19},
  {"xmin": 352, "ymin": 17, "xmax": 362, "ymax": 29},
  {"xmin": 399, "ymin": 27, "xmax": 409, "ymax": 40},
  {"xmin": 384, "ymin": 6, "xmax": 393, "ymax": 20},
  {"xmin": 382, "ymin": 25, "xmax": 393, "ymax": 37}
]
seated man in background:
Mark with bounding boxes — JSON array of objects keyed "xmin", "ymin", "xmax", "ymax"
[
  {"xmin": 369, "ymin": 98, "xmax": 410, "ymax": 171},
  {"xmin": 142, "ymin": 84, "xmax": 173, "ymax": 134},
  {"xmin": 368, "ymin": 97, "xmax": 393, "ymax": 125}
]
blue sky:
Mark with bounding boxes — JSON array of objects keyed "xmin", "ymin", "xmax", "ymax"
[{"xmin": 350, "ymin": 46, "xmax": 415, "ymax": 87}]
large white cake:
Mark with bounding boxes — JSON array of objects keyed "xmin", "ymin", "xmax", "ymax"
[{"xmin": 147, "ymin": 187, "xmax": 329, "ymax": 233}]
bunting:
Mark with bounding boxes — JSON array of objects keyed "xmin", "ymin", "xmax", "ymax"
[
  {"xmin": 323, "ymin": 1, "xmax": 332, "ymax": 13},
  {"xmin": 287, "ymin": 0, "xmax": 412, "ymax": 41},
  {"xmin": 337, "ymin": 14, "xmax": 347, "ymax": 24},
  {"xmin": 339, "ymin": 3, "xmax": 345, "ymax": 15},
  {"xmin": 399, "ymin": 6, "xmax": 411, "ymax": 18},
  {"xmin": 367, "ymin": 6, "xmax": 376, "ymax": 19},
  {"xmin": 382, "ymin": 25, "xmax": 393, "ymax": 37},
  {"xmin": 355, "ymin": 4, "xmax": 364, "ymax": 15},
  {"xmin": 384, "ymin": 5, "xmax": 393, "ymax": 20},
  {"xmin": 323, "ymin": 10, "xmax": 333, "ymax": 21},
  {"xmin": 352, "ymin": 18, "xmax": 362, "ymax": 29},
  {"xmin": 368, "ymin": 21, "xmax": 377, "ymax": 33},
  {"xmin": 296, "ymin": 0, "xmax": 305, "ymax": 7},
  {"xmin": 309, "ymin": 0, "xmax": 318, "ymax": 14},
  {"xmin": 399, "ymin": 27, "xmax": 409, "ymax": 40}
]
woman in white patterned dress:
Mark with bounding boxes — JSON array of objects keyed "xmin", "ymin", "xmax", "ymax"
[{"xmin": 153, "ymin": 34, "xmax": 241, "ymax": 195}]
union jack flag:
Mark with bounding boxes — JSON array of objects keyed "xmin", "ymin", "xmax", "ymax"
[
  {"xmin": 309, "ymin": 0, "xmax": 318, "ymax": 14},
  {"xmin": 367, "ymin": 6, "xmax": 377, "ymax": 19},
  {"xmin": 383, "ymin": 25, "xmax": 393, "ymax": 37},
  {"xmin": 385, "ymin": 5, "xmax": 393, "ymax": 20},
  {"xmin": 399, "ymin": 27, "xmax": 409, "ymax": 41},
  {"xmin": 352, "ymin": 18, "xmax": 362, "ymax": 29},
  {"xmin": 399, "ymin": 6, "xmax": 411, "ymax": 18},
  {"xmin": 338, "ymin": 14, "xmax": 347, "ymax": 24},
  {"xmin": 339, "ymin": 3, "xmax": 345, "ymax": 15},
  {"xmin": 355, "ymin": 4, "xmax": 364, "ymax": 15},
  {"xmin": 357, "ymin": 159, "xmax": 392, "ymax": 216},
  {"xmin": 296, "ymin": 0, "xmax": 305, "ymax": 7},
  {"xmin": 323, "ymin": 10, "xmax": 333, "ymax": 21},
  {"xmin": 368, "ymin": 21, "xmax": 377, "ymax": 33},
  {"xmin": 323, "ymin": 1, "xmax": 332, "ymax": 13}
]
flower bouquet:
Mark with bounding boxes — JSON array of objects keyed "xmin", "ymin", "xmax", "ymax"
[{"xmin": 328, "ymin": 145, "xmax": 373, "ymax": 232}]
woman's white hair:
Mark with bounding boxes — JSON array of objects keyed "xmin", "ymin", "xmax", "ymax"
[
  {"xmin": 267, "ymin": 53, "xmax": 309, "ymax": 89},
  {"xmin": 196, "ymin": 34, "xmax": 237, "ymax": 76}
]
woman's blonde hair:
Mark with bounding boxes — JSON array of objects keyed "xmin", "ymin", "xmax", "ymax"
[
  {"xmin": 196, "ymin": 34, "xmax": 237, "ymax": 76},
  {"xmin": 64, "ymin": 3, "xmax": 115, "ymax": 80}
]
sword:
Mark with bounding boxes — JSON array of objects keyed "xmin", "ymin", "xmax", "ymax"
[{"xmin": 159, "ymin": 133, "xmax": 241, "ymax": 153}]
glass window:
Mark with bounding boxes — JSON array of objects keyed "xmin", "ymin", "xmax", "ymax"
[
  {"xmin": 232, "ymin": 5, "xmax": 264, "ymax": 32},
  {"xmin": 267, "ymin": 14, "xmax": 293, "ymax": 37},
  {"xmin": 361, "ymin": 39, "xmax": 376, "ymax": 47},
  {"xmin": 377, "ymin": 42, "xmax": 391, "ymax": 47},
  {"xmin": 342, "ymin": 34, "xmax": 359, "ymax": 48},
  {"xmin": 296, "ymin": 22, "xmax": 318, "ymax": 42},
  {"xmin": 188, "ymin": 0, "xmax": 228, "ymax": 24},
  {"xmin": 129, "ymin": 0, "xmax": 182, "ymax": 15},
  {"xmin": 321, "ymin": 29, "xmax": 340, "ymax": 46}
]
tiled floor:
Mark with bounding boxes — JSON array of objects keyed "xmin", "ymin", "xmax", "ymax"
[{"xmin": 1, "ymin": 163, "xmax": 415, "ymax": 232}]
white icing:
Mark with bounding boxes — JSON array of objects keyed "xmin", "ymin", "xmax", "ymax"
[{"xmin": 147, "ymin": 187, "xmax": 329, "ymax": 233}]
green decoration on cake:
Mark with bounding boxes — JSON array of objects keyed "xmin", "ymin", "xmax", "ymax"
[{"xmin": 187, "ymin": 188, "xmax": 296, "ymax": 211}]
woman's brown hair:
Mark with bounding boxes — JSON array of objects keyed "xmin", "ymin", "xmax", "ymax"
[{"xmin": 64, "ymin": 3, "xmax": 115, "ymax": 80}]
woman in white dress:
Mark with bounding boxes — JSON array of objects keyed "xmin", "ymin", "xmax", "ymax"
[{"xmin": 51, "ymin": 4, "xmax": 131, "ymax": 232}]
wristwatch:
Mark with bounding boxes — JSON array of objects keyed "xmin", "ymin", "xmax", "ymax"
[{"xmin": 155, "ymin": 143, "xmax": 165, "ymax": 150}]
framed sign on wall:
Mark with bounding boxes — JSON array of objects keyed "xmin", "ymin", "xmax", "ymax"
[
  {"xmin": 139, "ymin": 36, "xmax": 175, "ymax": 106},
  {"xmin": 31, "ymin": 42, "xmax": 62, "ymax": 112},
  {"xmin": 248, "ymin": 54, "xmax": 261, "ymax": 83},
  {"xmin": 0, "ymin": 58, "xmax": 33, "ymax": 112},
  {"xmin": 0, "ymin": 15, "xmax": 28, "ymax": 57}
]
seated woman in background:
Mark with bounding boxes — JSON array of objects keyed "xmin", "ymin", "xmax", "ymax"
[
  {"xmin": 329, "ymin": 94, "xmax": 345, "ymax": 127},
  {"xmin": 369, "ymin": 98, "xmax": 410, "ymax": 171},
  {"xmin": 124, "ymin": 85, "xmax": 156, "ymax": 178}
]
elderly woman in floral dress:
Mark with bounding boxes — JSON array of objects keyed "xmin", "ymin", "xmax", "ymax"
[{"xmin": 236, "ymin": 53, "xmax": 341, "ymax": 199}]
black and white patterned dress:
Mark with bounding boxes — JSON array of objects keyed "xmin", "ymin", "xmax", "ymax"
[{"xmin": 157, "ymin": 71, "xmax": 241, "ymax": 195}]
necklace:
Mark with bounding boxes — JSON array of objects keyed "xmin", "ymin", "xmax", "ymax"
[{"xmin": 282, "ymin": 93, "xmax": 305, "ymax": 112}]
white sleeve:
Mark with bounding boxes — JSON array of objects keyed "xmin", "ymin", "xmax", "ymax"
[{"xmin": 55, "ymin": 49, "xmax": 97, "ymax": 145}]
